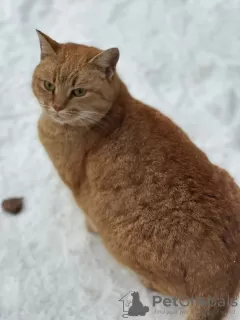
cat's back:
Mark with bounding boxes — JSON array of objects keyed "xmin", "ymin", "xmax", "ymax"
[
  {"xmin": 86, "ymin": 98, "xmax": 240, "ymax": 245},
  {"xmin": 87, "ymin": 98, "xmax": 239, "ymax": 207}
]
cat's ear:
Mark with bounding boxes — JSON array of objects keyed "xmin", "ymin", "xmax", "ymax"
[
  {"xmin": 89, "ymin": 48, "xmax": 120, "ymax": 79},
  {"xmin": 36, "ymin": 30, "xmax": 59, "ymax": 60}
]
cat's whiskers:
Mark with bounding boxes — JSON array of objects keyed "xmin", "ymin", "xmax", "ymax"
[
  {"xmin": 79, "ymin": 114, "xmax": 109, "ymax": 130},
  {"xmin": 39, "ymin": 105, "xmax": 111, "ymax": 129},
  {"xmin": 79, "ymin": 110, "xmax": 112, "ymax": 129},
  {"xmin": 40, "ymin": 104, "xmax": 55, "ymax": 114}
]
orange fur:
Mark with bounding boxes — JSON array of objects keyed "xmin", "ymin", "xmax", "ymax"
[{"xmin": 32, "ymin": 31, "xmax": 240, "ymax": 320}]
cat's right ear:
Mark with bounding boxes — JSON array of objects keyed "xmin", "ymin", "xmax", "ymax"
[
  {"xmin": 36, "ymin": 30, "xmax": 59, "ymax": 60},
  {"xmin": 89, "ymin": 48, "xmax": 120, "ymax": 79}
]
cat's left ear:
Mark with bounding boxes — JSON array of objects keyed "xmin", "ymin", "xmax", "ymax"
[
  {"xmin": 89, "ymin": 48, "xmax": 120, "ymax": 79},
  {"xmin": 36, "ymin": 30, "xmax": 60, "ymax": 60}
]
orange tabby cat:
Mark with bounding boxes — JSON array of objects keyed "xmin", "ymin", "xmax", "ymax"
[{"xmin": 32, "ymin": 30, "xmax": 240, "ymax": 320}]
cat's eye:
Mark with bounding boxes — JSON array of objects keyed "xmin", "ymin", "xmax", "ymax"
[
  {"xmin": 72, "ymin": 88, "xmax": 86, "ymax": 97},
  {"xmin": 44, "ymin": 81, "xmax": 55, "ymax": 92}
]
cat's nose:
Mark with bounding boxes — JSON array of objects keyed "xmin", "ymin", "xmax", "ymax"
[{"xmin": 52, "ymin": 104, "xmax": 64, "ymax": 112}]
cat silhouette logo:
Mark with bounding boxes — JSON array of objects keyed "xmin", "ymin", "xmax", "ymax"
[{"xmin": 119, "ymin": 291, "xmax": 149, "ymax": 318}]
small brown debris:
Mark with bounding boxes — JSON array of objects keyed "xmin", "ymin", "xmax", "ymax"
[{"xmin": 2, "ymin": 197, "xmax": 24, "ymax": 214}]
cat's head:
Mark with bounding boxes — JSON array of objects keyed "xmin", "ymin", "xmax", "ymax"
[{"xmin": 32, "ymin": 30, "xmax": 120, "ymax": 126}]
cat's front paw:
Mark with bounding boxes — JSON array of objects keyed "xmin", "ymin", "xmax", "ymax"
[
  {"xmin": 85, "ymin": 218, "xmax": 98, "ymax": 234},
  {"xmin": 139, "ymin": 276, "xmax": 154, "ymax": 290}
]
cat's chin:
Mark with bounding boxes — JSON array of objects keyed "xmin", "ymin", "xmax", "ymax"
[{"xmin": 50, "ymin": 114, "xmax": 89, "ymax": 127}]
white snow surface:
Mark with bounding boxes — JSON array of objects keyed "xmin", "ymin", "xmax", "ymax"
[{"xmin": 0, "ymin": 0, "xmax": 240, "ymax": 319}]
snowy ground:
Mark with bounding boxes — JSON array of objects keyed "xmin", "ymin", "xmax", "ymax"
[{"xmin": 0, "ymin": 0, "xmax": 240, "ymax": 319}]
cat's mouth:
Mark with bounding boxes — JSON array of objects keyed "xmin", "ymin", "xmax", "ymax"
[
  {"xmin": 51, "ymin": 112, "xmax": 84, "ymax": 126},
  {"xmin": 52, "ymin": 113, "xmax": 70, "ymax": 124},
  {"xmin": 54, "ymin": 113, "xmax": 64, "ymax": 120},
  {"xmin": 43, "ymin": 108, "xmax": 70, "ymax": 124}
]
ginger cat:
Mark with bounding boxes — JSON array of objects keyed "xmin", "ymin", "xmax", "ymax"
[{"xmin": 32, "ymin": 30, "xmax": 240, "ymax": 320}]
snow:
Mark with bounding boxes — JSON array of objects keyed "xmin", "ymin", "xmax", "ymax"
[{"xmin": 0, "ymin": 0, "xmax": 240, "ymax": 319}]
